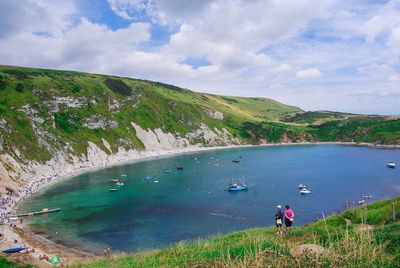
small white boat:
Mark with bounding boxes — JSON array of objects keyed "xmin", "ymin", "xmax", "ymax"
[
  {"xmin": 298, "ymin": 184, "xmax": 308, "ymax": 189},
  {"xmin": 154, "ymin": 180, "xmax": 159, "ymax": 183},
  {"xmin": 109, "ymin": 188, "xmax": 118, "ymax": 192},
  {"xmin": 163, "ymin": 168, "xmax": 172, "ymax": 173},
  {"xmin": 115, "ymin": 182, "xmax": 124, "ymax": 186},
  {"xmin": 227, "ymin": 183, "xmax": 248, "ymax": 191},
  {"xmin": 300, "ymin": 188, "xmax": 311, "ymax": 194},
  {"xmin": 121, "ymin": 174, "xmax": 127, "ymax": 177},
  {"xmin": 387, "ymin": 162, "xmax": 396, "ymax": 168},
  {"xmin": 362, "ymin": 194, "xmax": 373, "ymax": 199},
  {"xmin": 358, "ymin": 200, "xmax": 365, "ymax": 204}
]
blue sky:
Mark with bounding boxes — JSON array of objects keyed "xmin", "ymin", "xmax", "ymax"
[{"xmin": 0, "ymin": 0, "xmax": 400, "ymax": 114}]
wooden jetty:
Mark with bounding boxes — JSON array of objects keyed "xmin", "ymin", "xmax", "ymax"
[{"xmin": 17, "ymin": 208, "xmax": 61, "ymax": 217}]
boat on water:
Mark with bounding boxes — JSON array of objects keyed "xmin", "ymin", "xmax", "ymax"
[
  {"xmin": 109, "ymin": 188, "xmax": 118, "ymax": 192},
  {"xmin": 227, "ymin": 178, "xmax": 248, "ymax": 191},
  {"xmin": 387, "ymin": 162, "xmax": 396, "ymax": 168},
  {"xmin": 163, "ymin": 168, "xmax": 172, "ymax": 173},
  {"xmin": 232, "ymin": 159, "xmax": 240, "ymax": 163},
  {"xmin": 154, "ymin": 180, "xmax": 159, "ymax": 183},
  {"xmin": 213, "ymin": 163, "xmax": 220, "ymax": 167},
  {"xmin": 358, "ymin": 200, "xmax": 365, "ymax": 204},
  {"xmin": 300, "ymin": 188, "xmax": 311, "ymax": 194},
  {"xmin": 110, "ymin": 179, "xmax": 119, "ymax": 183},
  {"xmin": 176, "ymin": 163, "xmax": 184, "ymax": 170},
  {"xmin": 298, "ymin": 184, "xmax": 308, "ymax": 189},
  {"xmin": 362, "ymin": 194, "xmax": 373, "ymax": 199},
  {"xmin": 145, "ymin": 175, "xmax": 152, "ymax": 180},
  {"xmin": 116, "ymin": 182, "xmax": 124, "ymax": 186},
  {"xmin": 227, "ymin": 183, "xmax": 248, "ymax": 191},
  {"xmin": 121, "ymin": 174, "xmax": 127, "ymax": 177}
]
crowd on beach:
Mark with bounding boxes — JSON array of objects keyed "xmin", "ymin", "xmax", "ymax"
[{"xmin": 0, "ymin": 176, "xmax": 56, "ymax": 224}]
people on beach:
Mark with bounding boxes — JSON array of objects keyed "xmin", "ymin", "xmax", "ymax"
[
  {"xmin": 284, "ymin": 204, "xmax": 294, "ymax": 233},
  {"xmin": 275, "ymin": 205, "xmax": 283, "ymax": 235}
]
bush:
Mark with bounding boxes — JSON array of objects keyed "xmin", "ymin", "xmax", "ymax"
[
  {"xmin": 104, "ymin": 78, "xmax": 131, "ymax": 96},
  {"xmin": 0, "ymin": 80, "xmax": 6, "ymax": 91},
  {"xmin": 15, "ymin": 83, "xmax": 24, "ymax": 92},
  {"xmin": 72, "ymin": 84, "xmax": 81, "ymax": 93}
]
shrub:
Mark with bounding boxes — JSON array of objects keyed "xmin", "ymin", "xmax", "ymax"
[
  {"xmin": 104, "ymin": 78, "xmax": 132, "ymax": 96},
  {"xmin": 0, "ymin": 80, "xmax": 6, "ymax": 91},
  {"xmin": 15, "ymin": 83, "xmax": 24, "ymax": 92}
]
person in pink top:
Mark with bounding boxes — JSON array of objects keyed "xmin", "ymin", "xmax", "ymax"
[{"xmin": 284, "ymin": 204, "xmax": 294, "ymax": 233}]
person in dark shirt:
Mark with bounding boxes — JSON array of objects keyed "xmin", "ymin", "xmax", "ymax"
[{"xmin": 275, "ymin": 205, "xmax": 283, "ymax": 235}]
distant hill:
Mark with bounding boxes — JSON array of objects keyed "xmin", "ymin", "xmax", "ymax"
[{"xmin": 0, "ymin": 65, "xmax": 399, "ymax": 194}]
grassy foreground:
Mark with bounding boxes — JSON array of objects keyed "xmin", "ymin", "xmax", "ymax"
[{"xmin": 65, "ymin": 197, "xmax": 400, "ymax": 267}]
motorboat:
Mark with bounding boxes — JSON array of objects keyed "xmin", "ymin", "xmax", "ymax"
[
  {"xmin": 227, "ymin": 183, "xmax": 248, "ymax": 191},
  {"xmin": 358, "ymin": 200, "xmax": 365, "ymax": 204},
  {"xmin": 110, "ymin": 179, "xmax": 119, "ymax": 183},
  {"xmin": 176, "ymin": 163, "xmax": 184, "ymax": 170},
  {"xmin": 145, "ymin": 175, "xmax": 152, "ymax": 180},
  {"xmin": 115, "ymin": 182, "xmax": 124, "ymax": 186},
  {"xmin": 154, "ymin": 180, "xmax": 159, "ymax": 183},
  {"xmin": 300, "ymin": 188, "xmax": 311, "ymax": 194},
  {"xmin": 387, "ymin": 162, "xmax": 396, "ymax": 168},
  {"xmin": 232, "ymin": 159, "xmax": 240, "ymax": 163},
  {"xmin": 298, "ymin": 184, "xmax": 308, "ymax": 189},
  {"xmin": 109, "ymin": 188, "xmax": 118, "ymax": 192},
  {"xmin": 163, "ymin": 168, "xmax": 172, "ymax": 173},
  {"xmin": 362, "ymin": 194, "xmax": 373, "ymax": 199}
]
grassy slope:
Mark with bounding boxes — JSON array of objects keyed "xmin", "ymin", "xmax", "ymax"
[
  {"xmin": 67, "ymin": 197, "xmax": 400, "ymax": 267},
  {"xmin": 0, "ymin": 65, "xmax": 301, "ymax": 164},
  {"xmin": 0, "ymin": 65, "xmax": 399, "ymax": 167}
]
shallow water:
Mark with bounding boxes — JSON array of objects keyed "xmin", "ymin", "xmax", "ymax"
[{"xmin": 20, "ymin": 145, "xmax": 400, "ymax": 253}]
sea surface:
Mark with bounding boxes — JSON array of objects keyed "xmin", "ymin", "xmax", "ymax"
[{"xmin": 20, "ymin": 145, "xmax": 400, "ymax": 253}]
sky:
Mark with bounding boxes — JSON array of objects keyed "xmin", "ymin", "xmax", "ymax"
[{"xmin": 0, "ymin": 0, "xmax": 400, "ymax": 115}]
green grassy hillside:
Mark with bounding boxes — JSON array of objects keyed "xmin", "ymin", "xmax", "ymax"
[
  {"xmin": 0, "ymin": 64, "xmax": 399, "ymax": 168},
  {"xmin": 38, "ymin": 197, "xmax": 397, "ymax": 267}
]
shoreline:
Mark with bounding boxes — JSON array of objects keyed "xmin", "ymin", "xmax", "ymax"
[{"xmin": 1, "ymin": 141, "xmax": 399, "ymax": 266}]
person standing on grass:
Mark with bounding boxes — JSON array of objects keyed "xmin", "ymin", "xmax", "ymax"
[
  {"xmin": 275, "ymin": 205, "xmax": 283, "ymax": 235},
  {"xmin": 284, "ymin": 204, "xmax": 294, "ymax": 233}
]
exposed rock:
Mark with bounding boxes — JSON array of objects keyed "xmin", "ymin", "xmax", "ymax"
[
  {"xmin": 186, "ymin": 124, "xmax": 229, "ymax": 146},
  {"xmin": 44, "ymin": 96, "xmax": 87, "ymax": 113},
  {"xmin": 55, "ymin": 96, "xmax": 86, "ymax": 108},
  {"xmin": 0, "ymin": 135, "xmax": 3, "ymax": 152},
  {"xmin": 280, "ymin": 132, "xmax": 292, "ymax": 143},
  {"xmin": 204, "ymin": 108, "xmax": 224, "ymax": 120},
  {"xmin": 290, "ymin": 244, "xmax": 327, "ymax": 259},
  {"xmin": 31, "ymin": 117, "xmax": 45, "ymax": 124},
  {"xmin": 83, "ymin": 114, "xmax": 118, "ymax": 130},
  {"xmin": 131, "ymin": 122, "xmax": 189, "ymax": 151},
  {"xmin": 108, "ymin": 98, "xmax": 120, "ymax": 112},
  {"xmin": 0, "ymin": 117, "xmax": 12, "ymax": 133},
  {"xmin": 102, "ymin": 138, "xmax": 112, "ymax": 154}
]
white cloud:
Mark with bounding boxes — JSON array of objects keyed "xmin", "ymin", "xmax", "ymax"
[
  {"xmin": 1, "ymin": 0, "xmax": 400, "ymax": 114},
  {"xmin": 296, "ymin": 68, "xmax": 322, "ymax": 79}
]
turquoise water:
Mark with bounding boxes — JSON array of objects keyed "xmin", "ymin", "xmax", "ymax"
[{"xmin": 20, "ymin": 145, "xmax": 400, "ymax": 253}]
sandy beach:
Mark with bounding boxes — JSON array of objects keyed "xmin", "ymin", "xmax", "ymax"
[{"xmin": 1, "ymin": 141, "xmax": 399, "ymax": 266}]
